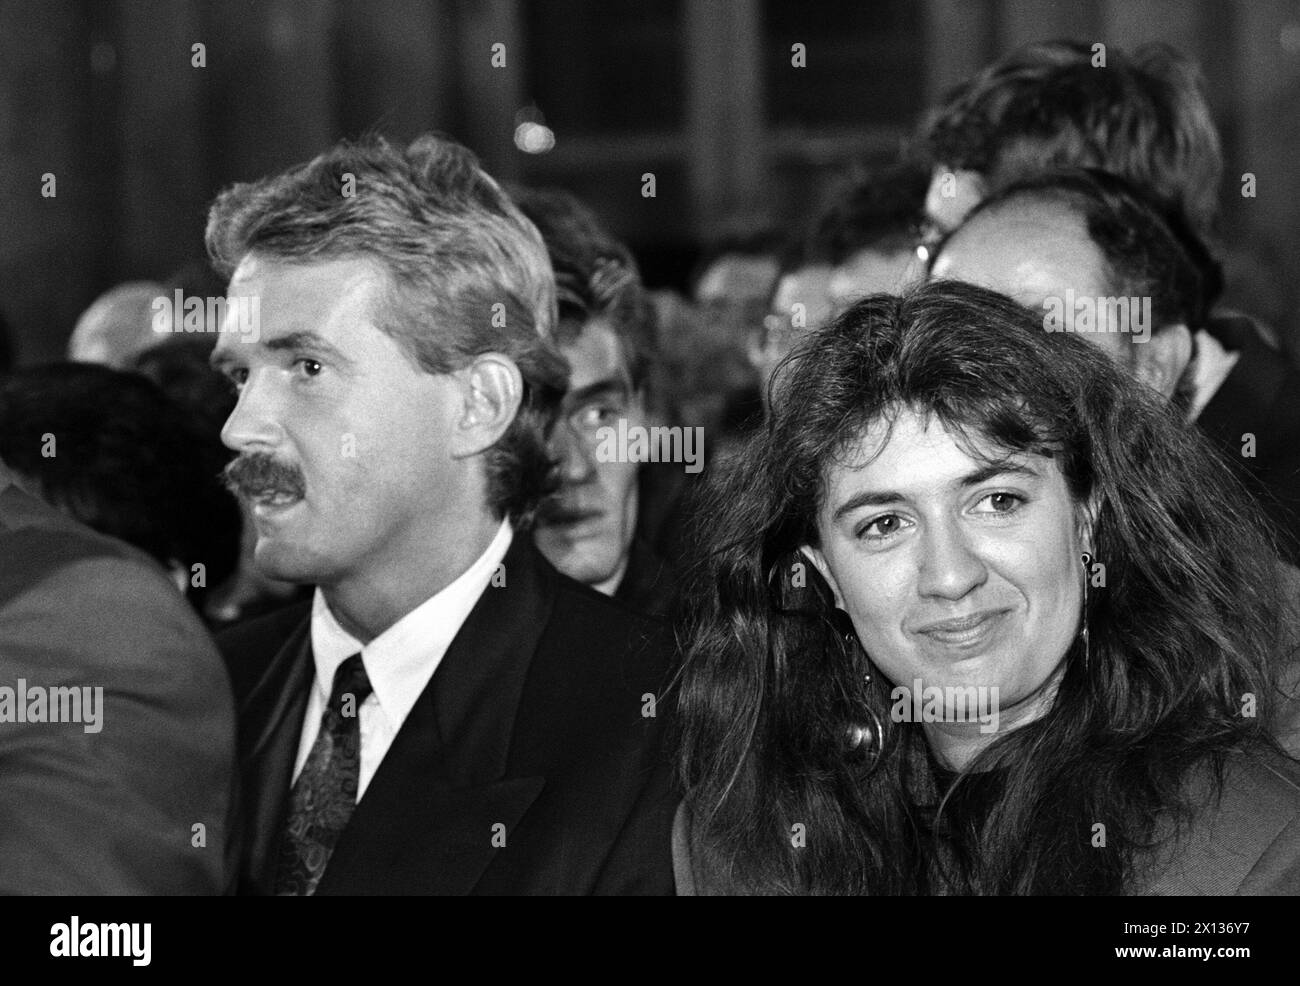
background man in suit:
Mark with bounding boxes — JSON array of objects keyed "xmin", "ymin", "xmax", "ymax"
[
  {"xmin": 208, "ymin": 134, "xmax": 676, "ymax": 895},
  {"xmin": 0, "ymin": 458, "xmax": 237, "ymax": 894},
  {"xmin": 917, "ymin": 41, "xmax": 1300, "ymax": 560},
  {"xmin": 929, "ymin": 169, "xmax": 1300, "ymax": 564}
]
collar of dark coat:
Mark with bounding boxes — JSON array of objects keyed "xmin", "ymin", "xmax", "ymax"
[
  {"xmin": 0, "ymin": 481, "xmax": 79, "ymax": 535},
  {"xmin": 237, "ymin": 532, "xmax": 556, "ymax": 894},
  {"xmin": 0, "ymin": 484, "xmax": 173, "ymax": 604},
  {"xmin": 1198, "ymin": 317, "xmax": 1296, "ymax": 457},
  {"xmin": 614, "ymin": 535, "xmax": 675, "ymax": 618}
]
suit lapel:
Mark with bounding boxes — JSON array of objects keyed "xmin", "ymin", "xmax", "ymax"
[
  {"xmin": 236, "ymin": 617, "xmax": 313, "ymax": 894},
  {"xmin": 317, "ymin": 536, "xmax": 557, "ymax": 894}
]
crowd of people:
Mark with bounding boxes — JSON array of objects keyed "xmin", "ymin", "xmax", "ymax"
[{"xmin": 2, "ymin": 39, "xmax": 1299, "ymax": 895}]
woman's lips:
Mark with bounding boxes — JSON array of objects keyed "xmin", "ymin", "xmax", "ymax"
[{"xmin": 914, "ymin": 609, "xmax": 1009, "ymax": 648}]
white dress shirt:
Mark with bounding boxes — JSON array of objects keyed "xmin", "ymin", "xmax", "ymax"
[
  {"xmin": 1187, "ymin": 328, "xmax": 1241, "ymax": 422},
  {"xmin": 292, "ymin": 520, "xmax": 514, "ymax": 800}
]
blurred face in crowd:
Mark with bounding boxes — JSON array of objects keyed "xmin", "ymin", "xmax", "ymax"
[
  {"xmin": 695, "ymin": 253, "xmax": 780, "ymax": 347},
  {"xmin": 930, "ymin": 200, "xmax": 1192, "ymax": 399},
  {"xmin": 211, "ymin": 254, "xmax": 473, "ymax": 589},
  {"xmin": 67, "ymin": 281, "xmax": 170, "ymax": 370},
  {"xmin": 696, "ymin": 254, "xmax": 774, "ymax": 316},
  {"xmin": 534, "ymin": 317, "xmax": 642, "ymax": 593},
  {"xmin": 805, "ymin": 410, "xmax": 1087, "ymax": 747},
  {"xmin": 752, "ymin": 263, "xmax": 835, "ymax": 386},
  {"xmin": 828, "ymin": 246, "xmax": 925, "ymax": 312}
]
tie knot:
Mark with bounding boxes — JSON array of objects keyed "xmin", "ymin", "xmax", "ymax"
[{"xmin": 330, "ymin": 653, "xmax": 373, "ymax": 712}]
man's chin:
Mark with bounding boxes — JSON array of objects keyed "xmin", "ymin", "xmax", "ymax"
[
  {"xmin": 538, "ymin": 510, "xmax": 607, "ymax": 543},
  {"xmin": 535, "ymin": 535, "xmax": 620, "ymax": 587},
  {"xmin": 251, "ymin": 538, "xmax": 330, "ymax": 586}
]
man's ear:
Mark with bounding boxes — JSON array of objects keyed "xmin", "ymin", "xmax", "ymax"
[
  {"xmin": 1134, "ymin": 323, "xmax": 1193, "ymax": 399},
  {"xmin": 799, "ymin": 544, "xmax": 845, "ymax": 610},
  {"xmin": 450, "ymin": 353, "xmax": 523, "ymax": 459}
]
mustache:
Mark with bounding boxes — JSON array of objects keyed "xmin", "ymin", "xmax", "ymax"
[{"xmin": 223, "ymin": 452, "xmax": 306, "ymax": 500}]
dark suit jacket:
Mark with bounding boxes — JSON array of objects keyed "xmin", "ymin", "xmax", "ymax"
[
  {"xmin": 219, "ymin": 534, "xmax": 677, "ymax": 895},
  {"xmin": 1198, "ymin": 316, "xmax": 1300, "ymax": 563},
  {"xmin": 0, "ymin": 482, "xmax": 238, "ymax": 894},
  {"xmin": 614, "ymin": 536, "xmax": 677, "ymax": 620}
]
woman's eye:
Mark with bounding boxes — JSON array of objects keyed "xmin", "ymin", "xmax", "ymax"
[
  {"xmin": 226, "ymin": 368, "xmax": 248, "ymax": 390},
  {"xmin": 859, "ymin": 514, "xmax": 906, "ymax": 540}
]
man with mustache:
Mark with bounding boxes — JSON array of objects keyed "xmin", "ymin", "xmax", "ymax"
[{"xmin": 209, "ymin": 134, "xmax": 676, "ymax": 895}]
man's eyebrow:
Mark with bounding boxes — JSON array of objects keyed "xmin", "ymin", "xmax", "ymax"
[
  {"xmin": 830, "ymin": 461, "xmax": 1042, "ymax": 521},
  {"xmin": 565, "ymin": 378, "xmax": 632, "ymax": 405},
  {"xmin": 210, "ymin": 330, "xmax": 353, "ymax": 374},
  {"xmin": 264, "ymin": 331, "xmax": 351, "ymax": 364}
]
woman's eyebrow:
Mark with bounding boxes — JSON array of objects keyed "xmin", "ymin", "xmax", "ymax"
[
  {"xmin": 958, "ymin": 461, "xmax": 1041, "ymax": 488},
  {"xmin": 832, "ymin": 488, "xmax": 906, "ymax": 521},
  {"xmin": 831, "ymin": 462, "xmax": 1041, "ymax": 521}
]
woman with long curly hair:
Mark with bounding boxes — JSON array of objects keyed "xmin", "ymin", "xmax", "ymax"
[{"xmin": 674, "ymin": 280, "xmax": 1300, "ymax": 895}]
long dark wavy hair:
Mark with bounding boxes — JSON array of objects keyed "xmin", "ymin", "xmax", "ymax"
[{"xmin": 676, "ymin": 280, "xmax": 1290, "ymax": 894}]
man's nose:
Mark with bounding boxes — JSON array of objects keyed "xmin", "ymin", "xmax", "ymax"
[
  {"xmin": 554, "ymin": 421, "xmax": 598, "ymax": 485},
  {"xmin": 220, "ymin": 370, "xmax": 286, "ymax": 452}
]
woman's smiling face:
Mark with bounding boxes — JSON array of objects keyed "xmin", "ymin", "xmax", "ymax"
[{"xmin": 805, "ymin": 408, "xmax": 1087, "ymax": 725}]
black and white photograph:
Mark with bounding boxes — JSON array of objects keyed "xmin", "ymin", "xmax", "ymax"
[{"xmin": 1, "ymin": 0, "xmax": 1298, "ymax": 964}]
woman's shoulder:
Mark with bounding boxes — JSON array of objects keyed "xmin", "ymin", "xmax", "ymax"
[
  {"xmin": 672, "ymin": 800, "xmax": 758, "ymax": 896},
  {"xmin": 672, "ymin": 801, "xmax": 698, "ymax": 895},
  {"xmin": 1132, "ymin": 748, "xmax": 1300, "ymax": 895}
]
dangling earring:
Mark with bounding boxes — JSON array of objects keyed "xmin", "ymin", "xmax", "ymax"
[
  {"xmin": 843, "ymin": 631, "xmax": 884, "ymax": 761},
  {"xmin": 1079, "ymin": 551, "xmax": 1092, "ymax": 672}
]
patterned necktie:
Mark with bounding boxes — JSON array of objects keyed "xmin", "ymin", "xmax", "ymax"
[{"xmin": 274, "ymin": 653, "xmax": 373, "ymax": 896}]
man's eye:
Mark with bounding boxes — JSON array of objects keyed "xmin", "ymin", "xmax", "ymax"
[
  {"xmin": 974, "ymin": 491, "xmax": 1025, "ymax": 514},
  {"xmin": 294, "ymin": 358, "xmax": 323, "ymax": 377},
  {"xmin": 573, "ymin": 403, "xmax": 621, "ymax": 430}
]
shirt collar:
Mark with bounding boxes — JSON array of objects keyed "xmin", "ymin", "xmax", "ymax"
[
  {"xmin": 1188, "ymin": 328, "xmax": 1241, "ymax": 422},
  {"xmin": 310, "ymin": 520, "xmax": 514, "ymax": 725}
]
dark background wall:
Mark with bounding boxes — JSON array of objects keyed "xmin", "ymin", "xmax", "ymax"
[{"xmin": 3, "ymin": 0, "xmax": 1298, "ymax": 364}]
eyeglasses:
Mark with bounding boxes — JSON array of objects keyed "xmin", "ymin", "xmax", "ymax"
[{"xmin": 915, "ymin": 219, "xmax": 946, "ymax": 265}]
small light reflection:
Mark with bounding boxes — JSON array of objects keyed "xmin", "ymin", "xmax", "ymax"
[{"xmin": 514, "ymin": 121, "xmax": 556, "ymax": 154}]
